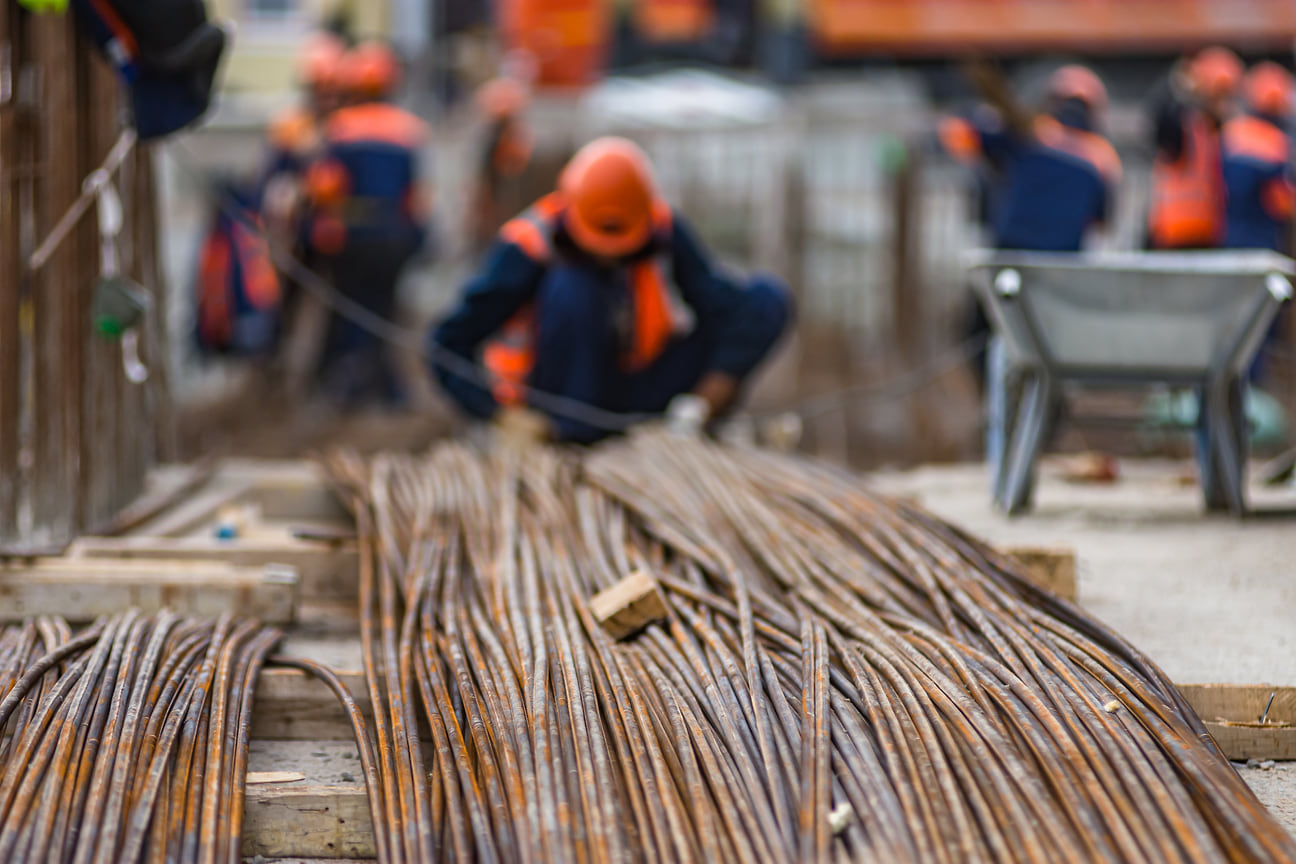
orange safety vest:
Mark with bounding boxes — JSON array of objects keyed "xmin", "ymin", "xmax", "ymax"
[
  {"xmin": 1148, "ymin": 111, "xmax": 1225, "ymax": 249},
  {"xmin": 483, "ymin": 193, "xmax": 680, "ymax": 406}
]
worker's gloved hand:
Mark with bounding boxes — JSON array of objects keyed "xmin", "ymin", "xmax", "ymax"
[
  {"xmin": 665, "ymin": 394, "xmax": 710, "ymax": 437},
  {"xmin": 494, "ymin": 407, "xmax": 553, "ymax": 448},
  {"xmin": 759, "ymin": 412, "xmax": 803, "ymax": 452}
]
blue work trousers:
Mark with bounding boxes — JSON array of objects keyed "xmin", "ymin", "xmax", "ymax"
[{"xmin": 529, "ymin": 263, "xmax": 789, "ymax": 443}]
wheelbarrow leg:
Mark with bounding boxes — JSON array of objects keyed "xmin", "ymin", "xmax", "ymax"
[
  {"xmin": 987, "ymin": 338, "xmax": 1023, "ymax": 504},
  {"xmin": 999, "ymin": 371, "xmax": 1053, "ymax": 515},
  {"xmin": 1203, "ymin": 376, "xmax": 1249, "ymax": 516}
]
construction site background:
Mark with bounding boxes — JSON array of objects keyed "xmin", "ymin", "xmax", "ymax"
[{"xmin": 166, "ymin": 64, "xmax": 1296, "ymax": 466}]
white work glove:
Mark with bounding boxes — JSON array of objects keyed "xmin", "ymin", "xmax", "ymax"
[{"xmin": 665, "ymin": 394, "xmax": 710, "ymax": 436}]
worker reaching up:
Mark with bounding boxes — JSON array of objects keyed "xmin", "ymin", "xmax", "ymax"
[
  {"xmin": 942, "ymin": 64, "xmax": 1120, "ymax": 389},
  {"xmin": 305, "ymin": 41, "xmax": 431, "ymax": 407},
  {"xmin": 941, "ymin": 64, "xmax": 1120, "ymax": 484},
  {"xmin": 1146, "ymin": 46, "xmax": 1243, "ymax": 249},
  {"xmin": 941, "ymin": 64, "xmax": 1121, "ymax": 253},
  {"xmin": 431, "ymin": 137, "xmax": 792, "ymax": 443},
  {"xmin": 1221, "ymin": 62, "xmax": 1295, "ymax": 253}
]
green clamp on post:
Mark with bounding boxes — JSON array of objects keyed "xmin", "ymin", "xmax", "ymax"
[
  {"xmin": 89, "ymin": 173, "xmax": 150, "ymax": 382},
  {"xmin": 92, "ymin": 275, "xmax": 149, "ymax": 339}
]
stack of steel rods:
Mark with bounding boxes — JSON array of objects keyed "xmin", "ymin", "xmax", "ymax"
[
  {"xmin": 0, "ymin": 611, "xmax": 280, "ymax": 864},
  {"xmin": 327, "ymin": 432, "xmax": 1296, "ymax": 864}
]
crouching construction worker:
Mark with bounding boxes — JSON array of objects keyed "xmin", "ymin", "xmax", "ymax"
[
  {"xmin": 431, "ymin": 137, "xmax": 793, "ymax": 443},
  {"xmin": 306, "ymin": 41, "xmax": 430, "ymax": 407}
]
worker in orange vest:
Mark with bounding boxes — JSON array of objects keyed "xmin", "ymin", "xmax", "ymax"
[
  {"xmin": 469, "ymin": 76, "xmax": 534, "ymax": 254},
  {"xmin": 431, "ymin": 137, "xmax": 792, "ymax": 443},
  {"xmin": 1222, "ymin": 62, "xmax": 1295, "ymax": 253},
  {"xmin": 306, "ymin": 41, "xmax": 431, "ymax": 407},
  {"xmin": 1146, "ymin": 46, "xmax": 1243, "ymax": 249}
]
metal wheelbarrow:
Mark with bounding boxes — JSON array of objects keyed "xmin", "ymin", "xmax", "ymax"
[{"xmin": 967, "ymin": 250, "xmax": 1292, "ymax": 516}]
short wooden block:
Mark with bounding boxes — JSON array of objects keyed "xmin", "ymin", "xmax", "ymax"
[
  {"xmin": 1006, "ymin": 545, "xmax": 1077, "ymax": 601},
  {"xmin": 1178, "ymin": 684, "xmax": 1296, "ymax": 761},
  {"xmin": 589, "ymin": 570, "xmax": 669, "ymax": 640}
]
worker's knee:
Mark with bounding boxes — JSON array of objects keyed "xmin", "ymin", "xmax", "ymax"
[
  {"xmin": 743, "ymin": 273, "xmax": 794, "ymax": 351},
  {"xmin": 534, "ymin": 264, "xmax": 613, "ymax": 341}
]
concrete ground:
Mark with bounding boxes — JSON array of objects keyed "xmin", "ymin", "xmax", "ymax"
[{"xmin": 870, "ymin": 457, "xmax": 1296, "ymax": 834}]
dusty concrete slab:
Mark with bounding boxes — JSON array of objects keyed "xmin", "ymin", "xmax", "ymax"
[{"xmin": 870, "ymin": 457, "xmax": 1296, "ymax": 833}]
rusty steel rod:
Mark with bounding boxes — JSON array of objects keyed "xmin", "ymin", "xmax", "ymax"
[
  {"xmin": 323, "ymin": 431, "xmax": 1296, "ymax": 864},
  {"xmin": 0, "ymin": 611, "xmax": 280, "ymax": 863}
]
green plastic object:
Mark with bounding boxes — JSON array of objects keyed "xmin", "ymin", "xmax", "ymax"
[
  {"xmin": 17, "ymin": 0, "xmax": 69, "ymax": 12},
  {"xmin": 1143, "ymin": 388, "xmax": 1290, "ymax": 448},
  {"xmin": 91, "ymin": 276, "xmax": 148, "ymax": 338}
]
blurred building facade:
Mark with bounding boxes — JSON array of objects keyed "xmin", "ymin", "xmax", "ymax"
[{"xmin": 211, "ymin": 0, "xmax": 424, "ymax": 96}]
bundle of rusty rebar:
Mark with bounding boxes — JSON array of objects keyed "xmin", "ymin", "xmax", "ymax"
[
  {"xmin": 328, "ymin": 430, "xmax": 1296, "ymax": 864},
  {"xmin": 0, "ymin": 611, "xmax": 280, "ymax": 864}
]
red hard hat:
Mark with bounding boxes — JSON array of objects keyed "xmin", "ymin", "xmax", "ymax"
[
  {"xmin": 1191, "ymin": 46, "xmax": 1244, "ymax": 99},
  {"xmin": 1048, "ymin": 65, "xmax": 1107, "ymax": 116},
  {"xmin": 297, "ymin": 32, "xmax": 346, "ymax": 91},
  {"xmin": 340, "ymin": 41, "xmax": 400, "ymax": 100},
  {"xmin": 477, "ymin": 77, "xmax": 528, "ymax": 119},
  {"xmin": 1246, "ymin": 62, "xmax": 1294, "ymax": 117},
  {"xmin": 560, "ymin": 137, "xmax": 660, "ymax": 258}
]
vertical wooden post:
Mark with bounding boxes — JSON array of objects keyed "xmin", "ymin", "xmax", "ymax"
[
  {"xmin": 81, "ymin": 44, "xmax": 132, "ymax": 529},
  {"xmin": 888, "ymin": 137, "xmax": 935, "ymax": 462},
  {"xmin": 890, "ymin": 138, "xmax": 921, "ymax": 366},
  {"xmin": 31, "ymin": 9, "xmax": 81, "ymax": 542},
  {"xmin": 0, "ymin": 1, "xmax": 24, "ymax": 541}
]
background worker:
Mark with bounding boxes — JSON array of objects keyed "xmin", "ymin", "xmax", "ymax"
[
  {"xmin": 940, "ymin": 63, "xmax": 1121, "ymax": 481},
  {"xmin": 430, "ymin": 137, "xmax": 792, "ymax": 443},
  {"xmin": 1146, "ymin": 46, "xmax": 1243, "ymax": 250},
  {"xmin": 469, "ymin": 75, "xmax": 535, "ymax": 255},
  {"xmin": 1221, "ymin": 62, "xmax": 1295, "ymax": 254},
  {"xmin": 260, "ymin": 30, "xmax": 347, "ymax": 229},
  {"xmin": 305, "ymin": 41, "xmax": 431, "ymax": 408},
  {"xmin": 941, "ymin": 63, "xmax": 1121, "ymax": 254},
  {"xmin": 256, "ymin": 31, "xmax": 346, "ymax": 392}
]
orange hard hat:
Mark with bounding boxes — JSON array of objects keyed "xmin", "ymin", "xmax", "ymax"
[
  {"xmin": 1048, "ymin": 65, "xmax": 1107, "ymax": 116},
  {"xmin": 298, "ymin": 32, "xmax": 346, "ymax": 91},
  {"xmin": 340, "ymin": 41, "xmax": 400, "ymax": 100},
  {"xmin": 478, "ymin": 77, "xmax": 528, "ymax": 119},
  {"xmin": 560, "ymin": 137, "xmax": 660, "ymax": 258},
  {"xmin": 1246, "ymin": 61, "xmax": 1294, "ymax": 117},
  {"xmin": 1191, "ymin": 46, "xmax": 1244, "ymax": 99}
]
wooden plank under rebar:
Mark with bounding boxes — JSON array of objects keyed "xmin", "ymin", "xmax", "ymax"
[
  {"xmin": 242, "ymin": 784, "xmax": 374, "ymax": 859},
  {"xmin": 71, "ymin": 535, "xmax": 359, "ymax": 602},
  {"xmin": 0, "ymin": 558, "xmax": 299, "ymax": 622},
  {"xmin": 1179, "ymin": 684, "xmax": 1296, "ymax": 761}
]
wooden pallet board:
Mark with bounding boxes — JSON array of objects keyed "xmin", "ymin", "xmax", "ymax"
[
  {"xmin": 253, "ymin": 667, "xmax": 370, "ymax": 740},
  {"xmin": 70, "ymin": 535, "xmax": 357, "ymax": 603},
  {"xmin": 1179, "ymin": 684, "xmax": 1296, "ymax": 761},
  {"xmin": 0, "ymin": 558, "xmax": 298, "ymax": 623},
  {"xmin": 242, "ymin": 741, "xmax": 375, "ymax": 859}
]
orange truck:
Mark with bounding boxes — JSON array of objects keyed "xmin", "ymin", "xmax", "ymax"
[
  {"xmin": 497, "ymin": 0, "xmax": 1296, "ymax": 86},
  {"xmin": 806, "ymin": 0, "xmax": 1296, "ymax": 57}
]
